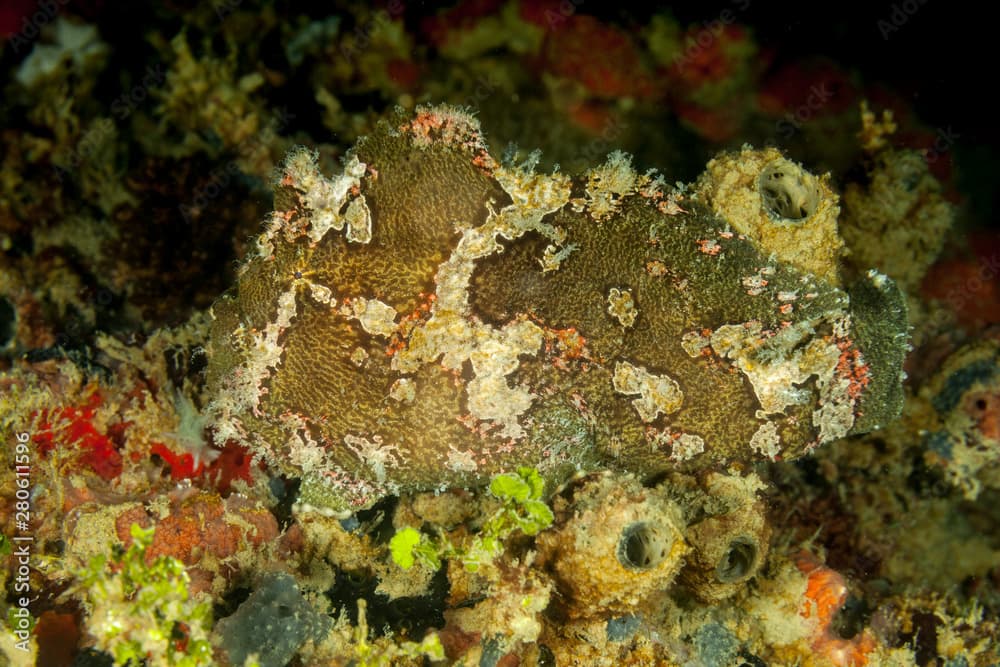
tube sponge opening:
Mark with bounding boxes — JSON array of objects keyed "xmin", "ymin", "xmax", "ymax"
[
  {"xmin": 715, "ymin": 536, "xmax": 759, "ymax": 583},
  {"xmin": 758, "ymin": 158, "xmax": 820, "ymax": 222},
  {"xmin": 618, "ymin": 522, "xmax": 672, "ymax": 571}
]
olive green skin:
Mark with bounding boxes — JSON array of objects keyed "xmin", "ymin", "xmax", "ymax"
[{"xmin": 206, "ymin": 107, "xmax": 906, "ymax": 515}]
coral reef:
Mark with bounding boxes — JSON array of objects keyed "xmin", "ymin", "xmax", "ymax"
[
  {"xmin": 675, "ymin": 470, "xmax": 771, "ymax": 603},
  {"xmin": 841, "ymin": 121, "xmax": 955, "ymax": 293},
  {"xmin": 70, "ymin": 524, "xmax": 213, "ymax": 667},
  {"xmin": 693, "ymin": 146, "xmax": 844, "ymax": 283},
  {"xmin": 916, "ymin": 338, "xmax": 1000, "ymax": 498},
  {"xmin": 536, "ymin": 473, "xmax": 688, "ymax": 618},
  {"xmin": 1, "ymin": 3, "xmax": 998, "ymax": 666}
]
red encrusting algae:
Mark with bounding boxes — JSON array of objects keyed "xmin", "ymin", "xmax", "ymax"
[
  {"xmin": 795, "ymin": 550, "xmax": 877, "ymax": 667},
  {"xmin": 33, "ymin": 387, "xmax": 124, "ymax": 481}
]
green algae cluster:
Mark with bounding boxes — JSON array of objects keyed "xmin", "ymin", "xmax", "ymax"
[
  {"xmin": 205, "ymin": 105, "xmax": 907, "ymax": 515},
  {"xmin": 74, "ymin": 524, "xmax": 213, "ymax": 667}
]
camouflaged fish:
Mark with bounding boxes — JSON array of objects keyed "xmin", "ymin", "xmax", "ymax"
[{"xmin": 205, "ymin": 105, "xmax": 907, "ymax": 515}]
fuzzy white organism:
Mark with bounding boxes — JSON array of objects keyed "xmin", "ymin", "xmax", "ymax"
[{"xmin": 167, "ymin": 390, "xmax": 220, "ymax": 469}]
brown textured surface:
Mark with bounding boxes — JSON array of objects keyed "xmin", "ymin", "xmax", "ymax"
[{"xmin": 205, "ymin": 106, "xmax": 908, "ymax": 513}]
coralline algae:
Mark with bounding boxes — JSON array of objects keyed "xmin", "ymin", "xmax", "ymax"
[{"xmin": 204, "ymin": 104, "xmax": 908, "ymax": 515}]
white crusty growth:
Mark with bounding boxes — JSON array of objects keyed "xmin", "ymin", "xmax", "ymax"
[
  {"xmin": 272, "ymin": 147, "xmax": 369, "ymax": 248},
  {"xmin": 613, "ymin": 360, "xmax": 684, "ymax": 423},
  {"xmin": 607, "ymin": 287, "xmax": 638, "ymax": 328},
  {"xmin": 584, "ymin": 150, "xmax": 639, "ymax": 221},
  {"xmin": 391, "ymin": 163, "xmax": 572, "ymax": 439}
]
